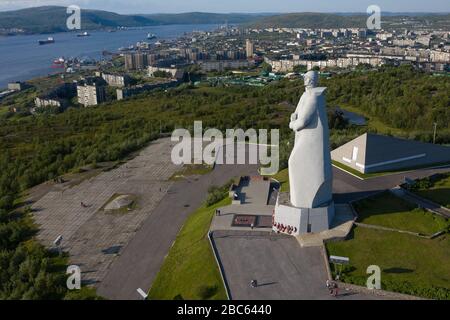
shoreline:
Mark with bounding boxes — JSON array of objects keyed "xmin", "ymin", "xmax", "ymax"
[
  {"xmin": 0, "ymin": 23, "xmax": 216, "ymax": 88},
  {"xmin": 0, "ymin": 23, "xmax": 217, "ymax": 38}
]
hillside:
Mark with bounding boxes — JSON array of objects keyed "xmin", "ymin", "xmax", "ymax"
[
  {"xmin": 2, "ymin": 7, "xmax": 448, "ymax": 34},
  {"xmin": 249, "ymin": 12, "xmax": 367, "ymax": 28},
  {"xmin": 0, "ymin": 6, "xmax": 265, "ymax": 34},
  {"xmin": 248, "ymin": 12, "xmax": 450, "ymax": 29},
  {"xmin": 0, "ymin": 6, "xmax": 157, "ymax": 33},
  {"xmin": 141, "ymin": 12, "xmax": 267, "ymax": 25}
]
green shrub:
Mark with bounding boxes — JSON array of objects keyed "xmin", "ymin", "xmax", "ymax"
[
  {"xmin": 64, "ymin": 287, "xmax": 104, "ymax": 300},
  {"xmin": 196, "ymin": 285, "xmax": 218, "ymax": 300},
  {"xmin": 206, "ymin": 180, "xmax": 234, "ymax": 207},
  {"xmin": 206, "ymin": 187, "xmax": 225, "ymax": 207}
]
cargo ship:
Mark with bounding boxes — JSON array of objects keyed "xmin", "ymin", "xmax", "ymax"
[
  {"xmin": 38, "ymin": 37, "xmax": 55, "ymax": 45},
  {"xmin": 147, "ymin": 33, "xmax": 157, "ymax": 39}
]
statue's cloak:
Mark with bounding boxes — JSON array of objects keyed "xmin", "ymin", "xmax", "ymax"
[{"xmin": 288, "ymin": 87, "xmax": 333, "ymax": 208}]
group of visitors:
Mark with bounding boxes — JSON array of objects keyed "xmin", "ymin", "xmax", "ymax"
[{"xmin": 248, "ymin": 278, "xmax": 339, "ymax": 297}]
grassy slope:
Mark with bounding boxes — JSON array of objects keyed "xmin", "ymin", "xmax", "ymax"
[
  {"xmin": 338, "ymin": 104, "xmax": 405, "ymax": 137},
  {"xmin": 354, "ymin": 192, "xmax": 449, "ymax": 235},
  {"xmin": 148, "ymin": 198, "xmax": 229, "ymax": 300},
  {"xmin": 326, "ymin": 227, "xmax": 450, "ymax": 296},
  {"xmin": 328, "ymin": 191, "xmax": 450, "ymax": 299},
  {"xmin": 273, "ymin": 168, "xmax": 289, "ymax": 192},
  {"xmin": 332, "ymin": 161, "xmax": 382, "ymax": 179},
  {"xmin": 0, "ymin": 106, "xmax": 9, "ymax": 116},
  {"xmin": 415, "ymin": 174, "xmax": 450, "ymax": 209}
]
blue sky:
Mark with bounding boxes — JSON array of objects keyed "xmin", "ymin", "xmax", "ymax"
[{"xmin": 0, "ymin": 0, "xmax": 449, "ymax": 13}]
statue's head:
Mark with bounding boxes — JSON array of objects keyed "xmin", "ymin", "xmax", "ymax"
[{"xmin": 303, "ymin": 71, "xmax": 319, "ymax": 89}]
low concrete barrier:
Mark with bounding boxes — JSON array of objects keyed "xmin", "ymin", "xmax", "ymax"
[
  {"xmin": 337, "ymin": 282, "xmax": 425, "ymax": 300},
  {"xmin": 208, "ymin": 231, "xmax": 231, "ymax": 300}
]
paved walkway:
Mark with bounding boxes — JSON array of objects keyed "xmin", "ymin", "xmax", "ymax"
[
  {"xmin": 333, "ymin": 165, "xmax": 450, "ymax": 203},
  {"xmin": 211, "ymin": 231, "xmax": 380, "ymax": 300},
  {"xmin": 32, "ymin": 139, "xmax": 180, "ymax": 286},
  {"xmin": 236, "ymin": 177, "xmax": 271, "ymax": 205},
  {"xmin": 96, "ymin": 155, "xmax": 259, "ymax": 299}
]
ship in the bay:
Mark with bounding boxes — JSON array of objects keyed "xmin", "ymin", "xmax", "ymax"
[
  {"xmin": 38, "ymin": 37, "xmax": 55, "ymax": 45},
  {"xmin": 77, "ymin": 31, "xmax": 90, "ymax": 37},
  {"xmin": 51, "ymin": 57, "xmax": 65, "ymax": 68}
]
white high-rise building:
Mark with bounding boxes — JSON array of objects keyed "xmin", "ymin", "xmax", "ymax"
[
  {"xmin": 77, "ymin": 83, "xmax": 106, "ymax": 107},
  {"xmin": 246, "ymin": 39, "xmax": 254, "ymax": 59}
]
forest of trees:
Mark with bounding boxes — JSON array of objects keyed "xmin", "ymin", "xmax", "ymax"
[
  {"xmin": 0, "ymin": 65, "xmax": 448, "ymax": 299},
  {"xmin": 325, "ymin": 65, "xmax": 450, "ymax": 143}
]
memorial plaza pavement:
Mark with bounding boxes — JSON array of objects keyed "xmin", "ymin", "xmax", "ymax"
[{"xmin": 28, "ymin": 139, "xmax": 449, "ymax": 299}]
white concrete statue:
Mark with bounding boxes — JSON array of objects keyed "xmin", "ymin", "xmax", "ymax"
[{"xmin": 288, "ymin": 71, "xmax": 333, "ymax": 209}]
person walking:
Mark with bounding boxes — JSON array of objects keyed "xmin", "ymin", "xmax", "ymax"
[
  {"xmin": 332, "ymin": 282, "xmax": 339, "ymax": 297},
  {"xmin": 326, "ymin": 279, "xmax": 333, "ymax": 295}
]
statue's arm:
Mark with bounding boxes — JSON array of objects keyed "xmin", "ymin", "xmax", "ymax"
[{"xmin": 289, "ymin": 97, "xmax": 316, "ymax": 131}]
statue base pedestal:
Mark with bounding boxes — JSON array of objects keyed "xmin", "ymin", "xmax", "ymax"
[{"xmin": 272, "ymin": 192, "xmax": 335, "ymax": 236}]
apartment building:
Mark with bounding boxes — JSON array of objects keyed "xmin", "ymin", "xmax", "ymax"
[
  {"xmin": 148, "ymin": 66, "xmax": 185, "ymax": 80},
  {"xmin": 77, "ymin": 83, "xmax": 106, "ymax": 107},
  {"xmin": 101, "ymin": 73, "xmax": 130, "ymax": 87}
]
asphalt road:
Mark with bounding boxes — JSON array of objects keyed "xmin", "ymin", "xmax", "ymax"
[
  {"xmin": 332, "ymin": 165, "xmax": 450, "ymax": 203},
  {"xmin": 96, "ymin": 162, "xmax": 259, "ymax": 300},
  {"xmin": 212, "ymin": 231, "xmax": 379, "ymax": 300}
]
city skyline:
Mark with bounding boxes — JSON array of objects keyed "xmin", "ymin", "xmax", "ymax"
[{"xmin": 0, "ymin": 0, "xmax": 449, "ymax": 13}]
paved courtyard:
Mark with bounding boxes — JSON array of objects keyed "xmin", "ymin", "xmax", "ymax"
[
  {"xmin": 96, "ymin": 144, "xmax": 259, "ymax": 299},
  {"xmin": 212, "ymin": 230, "xmax": 379, "ymax": 300},
  {"xmin": 31, "ymin": 138, "xmax": 180, "ymax": 285}
]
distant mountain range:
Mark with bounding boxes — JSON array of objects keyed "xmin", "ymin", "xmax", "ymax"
[
  {"xmin": 247, "ymin": 13, "xmax": 368, "ymax": 29},
  {"xmin": 247, "ymin": 12, "xmax": 450, "ymax": 29},
  {"xmin": 0, "ymin": 6, "xmax": 449, "ymax": 34},
  {"xmin": 0, "ymin": 6, "xmax": 268, "ymax": 34}
]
